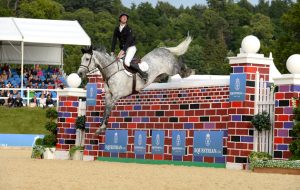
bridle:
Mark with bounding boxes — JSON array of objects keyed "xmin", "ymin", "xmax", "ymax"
[{"xmin": 79, "ymin": 51, "xmax": 123, "ymax": 81}]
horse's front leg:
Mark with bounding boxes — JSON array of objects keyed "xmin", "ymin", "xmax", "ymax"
[{"xmin": 95, "ymin": 94, "xmax": 119, "ymax": 134}]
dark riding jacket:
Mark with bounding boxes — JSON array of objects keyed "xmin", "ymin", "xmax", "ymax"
[{"xmin": 111, "ymin": 24, "xmax": 135, "ymax": 53}]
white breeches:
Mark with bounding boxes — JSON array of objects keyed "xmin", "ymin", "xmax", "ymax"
[{"xmin": 124, "ymin": 46, "xmax": 137, "ymax": 67}]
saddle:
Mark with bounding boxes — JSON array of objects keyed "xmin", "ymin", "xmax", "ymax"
[{"xmin": 123, "ymin": 57, "xmax": 141, "ymax": 74}]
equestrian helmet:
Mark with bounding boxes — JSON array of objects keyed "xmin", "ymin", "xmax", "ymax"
[{"xmin": 119, "ymin": 13, "xmax": 129, "ymax": 19}]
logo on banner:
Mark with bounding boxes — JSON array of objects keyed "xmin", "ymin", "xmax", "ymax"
[
  {"xmin": 155, "ymin": 134, "xmax": 160, "ymax": 146},
  {"xmin": 193, "ymin": 131, "xmax": 223, "ymax": 157},
  {"xmin": 176, "ymin": 134, "xmax": 181, "ymax": 146},
  {"xmin": 205, "ymin": 133, "xmax": 211, "ymax": 147},
  {"xmin": 234, "ymin": 78, "xmax": 240, "ymax": 91},
  {"xmin": 152, "ymin": 131, "xmax": 164, "ymax": 154},
  {"xmin": 113, "ymin": 132, "xmax": 118, "ymax": 144},
  {"xmin": 138, "ymin": 134, "xmax": 142, "ymax": 146}
]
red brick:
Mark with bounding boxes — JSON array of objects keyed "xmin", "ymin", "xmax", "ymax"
[
  {"xmin": 211, "ymin": 103, "xmax": 221, "ymax": 108},
  {"xmin": 151, "ymin": 105, "xmax": 160, "ymax": 110},
  {"xmin": 236, "ymin": 129, "xmax": 248, "ymax": 135},
  {"xmin": 283, "ymin": 151, "xmax": 292, "ymax": 159},
  {"xmin": 154, "ymin": 154, "xmax": 163, "ymax": 160},
  {"xmin": 244, "ymin": 66, "xmax": 257, "ymax": 73},
  {"xmin": 145, "ymin": 154, "xmax": 153, "ymax": 159},
  {"xmin": 66, "ymin": 118, "xmax": 75, "ymax": 123},
  {"xmin": 183, "ymin": 155, "xmax": 193, "ymax": 161},
  {"xmin": 175, "ymin": 111, "xmax": 184, "ymax": 116},
  {"xmin": 274, "ymin": 137, "xmax": 283, "ymax": 143},
  {"xmin": 240, "ymin": 150, "xmax": 252, "ymax": 157},
  {"xmin": 203, "ymin": 157, "xmax": 214, "ymax": 163},
  {"xmin": 275, "ymin": 93, "xmax": 284, "ymax": 99},
  {"xmin": 236, "ymin": 142, "xmax": 248, "ymax": 149},
  {"xmin": 227, "ymin": 156, "xmax": 234, "ymax": 162},
  {"xmin": 189, "ymin": 117, "xmax": 199, "ymax": 122},
  {"xmin": 283, "ymin": 138, "xmax": 293, "ymax": 144},
  {"xmin": 217, "ymin": 109, "xmax": 227, "ymax": 115},
  {"xmin": 164, "ymin": 154, "xmax": 172, "ymax": 160},
  {"xmin": 274, "ymin": 122, "xmax": 283, "ymax": 129},
  {"xmin": 231, "ymin": 101, "xmax": 242, "ymax": 107},
  {"xmin": 275, "ymin": 108, "xmax": 284, "ymax": 114},
  {"xmin": 277, "ymin": 115, "xmax": 289, "ymax": 121}
]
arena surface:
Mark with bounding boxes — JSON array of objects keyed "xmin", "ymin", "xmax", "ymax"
[{"xmin": 0, "ymin": 149, "xmax": 299, "ymax": 190}]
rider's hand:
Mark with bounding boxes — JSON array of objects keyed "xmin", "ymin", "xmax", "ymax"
[{"xmin": 117, "ymin": 50, "xmax": 125, "ymax": 59}]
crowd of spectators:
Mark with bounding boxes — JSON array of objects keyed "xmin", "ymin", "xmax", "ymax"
[{"xmin": 0, "ymin": 64, "xmax": 66, "ymax": 108}]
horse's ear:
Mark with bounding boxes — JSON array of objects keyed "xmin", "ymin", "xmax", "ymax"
[
  {"xmin": 81, "ymin": 48, "xmax": 86, "ymax": 54},
  {"xmin": 87, "ymin": 45, "xmax": 93, "ymax": 54}
]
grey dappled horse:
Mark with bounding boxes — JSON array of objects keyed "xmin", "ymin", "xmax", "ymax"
[{"xmin": 78, "ymin": 36, "xmax": 192, "ymax": 134}]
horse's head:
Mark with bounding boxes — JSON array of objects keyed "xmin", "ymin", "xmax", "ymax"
[
  {"xmin": 77, "ymin": 46, "xmax": 97, "ymax": 78},
  {"xmin": 78, "ymin": 46, "xmax": 115, "ymax": 79}
]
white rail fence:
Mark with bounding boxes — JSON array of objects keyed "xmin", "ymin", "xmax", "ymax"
[
  {"xmin": 0, "ymin": 87, "xmax": 59, "ymax": 108},
  {"xmin": 254, "ymin": 71, "xmax": 275, "ymax": 155}
]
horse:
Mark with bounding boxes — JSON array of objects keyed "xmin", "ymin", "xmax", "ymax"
[{"xmin": 78, "ymin": 36, "xmax": 192, "ymax": 134}]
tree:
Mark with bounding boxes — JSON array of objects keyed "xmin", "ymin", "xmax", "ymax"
[
  {"xmin": 271, "ymin": 1, "xmax": 300, "ymax": 73},
  {"xmin": 18, "ymin": 0, "xmax": 64, "ymax": 19}
]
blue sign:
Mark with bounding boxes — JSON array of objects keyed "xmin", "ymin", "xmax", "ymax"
[
  {"xmin": 193, "ymin": 131, "xmax": 223, "ymax": 157},
  {"xmin": 0, "ymin": 134, "xmax": 44, "ymax": 147},
  {"xmin": 86, "ymin": 83, "xmax": 97, "ymax": 106},
  {"xmin": 229, "ymin": 73, "xmax": 246, "ymax": 101},
  {"xmin": 105, "ymin": 130, "xmax": 128, "ymax": 153},
  {"xmin": 152, "ymin": 130, "xmax": 164, "ymax": 154},
  {"xmin": 172, "ymin": 131, "xmax": 186, "ymax": 156},
  {"xmin": 134, "ymin": 131, "xmax": 147, "ymax": 155}
]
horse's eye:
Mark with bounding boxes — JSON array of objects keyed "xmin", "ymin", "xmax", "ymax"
[{"xmin": 86, "ymin": 58, "xmax": 89, "ymax": 61}]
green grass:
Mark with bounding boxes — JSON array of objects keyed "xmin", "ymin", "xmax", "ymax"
[
  {"xmin": 97, "ymin": 157, "xmax": 226, "ymax": 168},
  {"xmin": 0, "ymin": 107, "xmax": 48, "ymax": 134}
]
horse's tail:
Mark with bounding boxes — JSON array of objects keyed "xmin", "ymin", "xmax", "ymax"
[{"xmin": 164, "ymin": 36, "xmax": 192, "ymax": 56}]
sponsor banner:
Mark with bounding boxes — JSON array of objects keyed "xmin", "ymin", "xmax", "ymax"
[
  {"xmin": 172, "ymin": 130, "xmax": 186, "ymax": 156},
  {"xmin": 229, "ymin": 73, "xmax": 246, "ymax": 101},
  {"xmin": 134, "ymin": 131, "xmax": 147, "ymax": 155},
  {"xmin": 0, "ymin": 134, "xmax": 44, "ymax": 147},
  {"xmin": 105, "ymin": 130, "xmax": 128, "ymax": 153},
  {"xmin": 152, "ymin": 130, "xmax": 164, "ymax": 154},
  {"xmin": 193, "ymin": 131, "xmax": 223, "ymax": 157},
  {"xmin": 86, "ymin": 83, "xmax": 97, "ymax": 106}
]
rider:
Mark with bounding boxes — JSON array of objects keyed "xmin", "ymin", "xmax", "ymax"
[{"xmin": 111, "ymin": 13, "xmax": 148, "ymax": 82}]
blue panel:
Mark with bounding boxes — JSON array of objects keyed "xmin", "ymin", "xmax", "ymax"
[
  {"xmin": 172, "ymin": 130, "xmax": 186, "ymax": 156},
  {"xmin": 229, "ymin": 73, "xmax": 246, "ymax": 101},
  {"xmin": 134, "ymin": 131, "xmax": 147, "ymax": 155},
  {"xmin": 193, "ymin": 131, "xmax": 223, "ymax": 157},
  {"xmin": 152, "ymin": 130, "xmax": 165, "ymax": 154},
  {"xmin": 86, "ymin": 83, "xmax": 97, "ymax": 106},
  {"xmin": 104, "ymin": 130, "xmax": 128, "ymax": 153}
]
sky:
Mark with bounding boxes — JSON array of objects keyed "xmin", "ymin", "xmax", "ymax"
[{"xmin": 121, "ymin": 0, "xmax": 260, "ymax": 8}]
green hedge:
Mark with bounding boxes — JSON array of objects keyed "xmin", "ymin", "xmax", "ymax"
[{"xmin": 250, "ymin": 160, "xmax": 300, "ymax": 170}]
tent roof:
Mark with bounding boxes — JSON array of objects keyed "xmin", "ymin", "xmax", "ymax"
[{"xmin": 0, "ymin": 17, "xmax": 91, "ymax": 45}]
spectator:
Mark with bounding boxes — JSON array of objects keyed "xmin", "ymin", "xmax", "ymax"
[
  {"xmin": 2, "ymin": 72, "xmax": 7, "ymax": 81},
  {"xmin": 7, "ymin": 94, "xmax": 14, "ymax": 107},
  {"xmin": 14, "ymin": 93, "xmax": 23, "ymax": 107},
  {"xmin": 0, "ymin": 91, "xmax": 6, "ymax": 106},
  {"xmin": 46, "ymin": 94, "xmax": 54, "ymax": 108},
  {"xmin": 39, "ymin": 94, "xmax": 46, "ymax": 108},
  {"xmin": 40, "ymin": 82, "xmax": 47, "ymax": 89},
  {"xmin": 37, "ymin": 68, "xmax": 43, "ymax": 77},
  {"xmin": 30, "ymin": 95, "xmax": 39, "ymax": 107}
]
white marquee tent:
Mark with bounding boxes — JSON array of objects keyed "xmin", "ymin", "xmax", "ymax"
[{"xmin": 0, "ymin": 17, "xmax": 91, "ymax": 89}]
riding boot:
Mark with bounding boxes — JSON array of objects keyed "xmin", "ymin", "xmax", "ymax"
[{"xmin": 130, "ymin": 63, "xmax": 148, "ymax": 83}]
